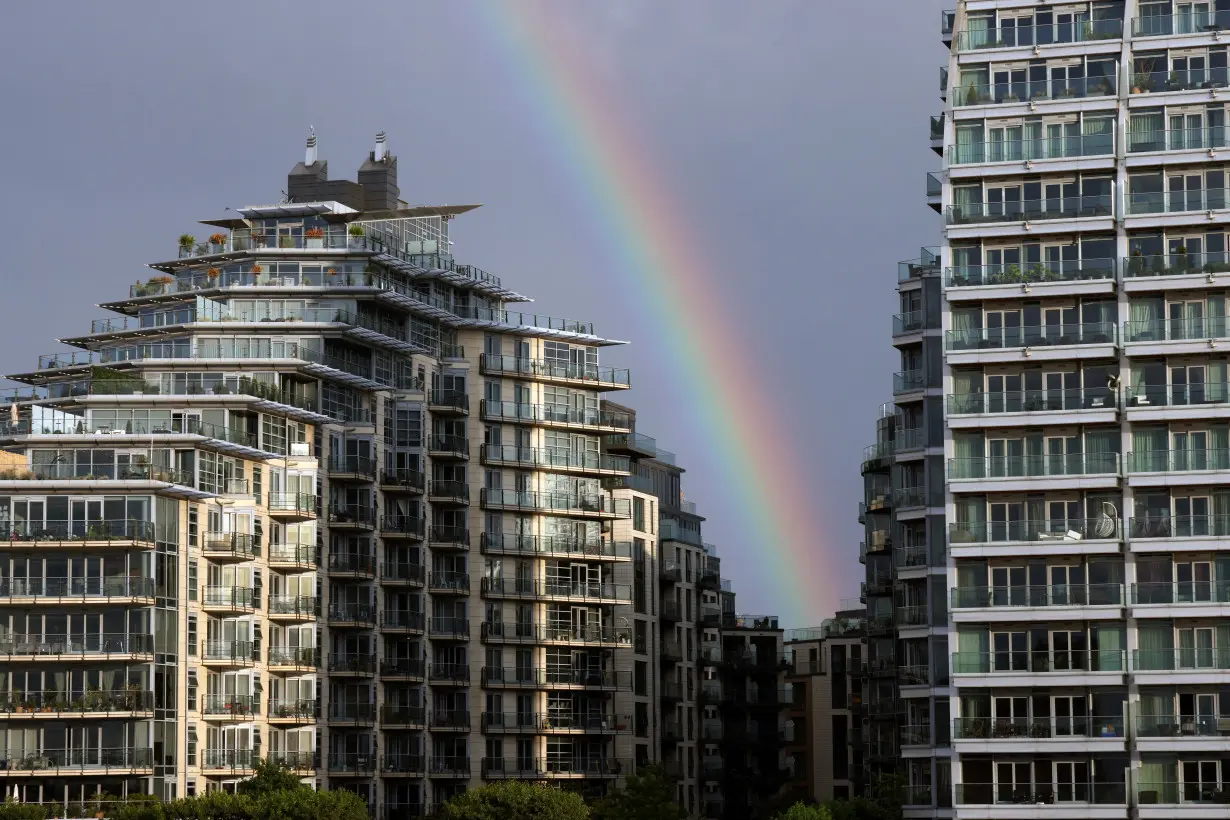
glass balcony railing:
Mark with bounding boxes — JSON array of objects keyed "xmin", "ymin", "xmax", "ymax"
[
  {"xmin": 480, "ymin": 355, "xmax": 630, "ymax": 387},
  {"xmin": 1138, "ymin": 779, "xmax": 1230, "ymax": 805},
  {"xmin": 268, "ymin": 595, "xmax": 318, "ymax": 616},
  {"xmin": 1128, "ymin": 449, "xmax": 1230, "ymax": 473},
  {"xmin": 1134, "ymin": 648, "xmax": 1230, "ymax": 671},
  {"xmin": 480, "ymin": 532, "xmax": 631, "ymax": 560},
  {"xmin": 945, "ymin": 321, "xmax": 1116, "ymax": 351},
  {"xmin": 941, "ymin": 9, "xmax": 955, "ymax": 38},
  {"xmin": 1124, "ymin": 252, "xmax": 1230, "ymax": 278},
  {"xmin": 949, "ymin": 133, "xmax": 1115, "ymax": 165},
  {"xmin": 1128, "ymin": 127, "xmax": 1228, "ymax": 153},
  {"xmin": 480, "ymin": 489, "xmax": 630, "ymax": 517},
  {"xmin": 893, "ymin": 370, "xmax": 925, "ymax": 394},
  {"xmin": 954, "ymin": 715, "xmax": 1125, "ymax": 740},
  {"xmin": 0, "ymin": 633, "xmax": 153, "ymax": 656},
  {"xmin": 480, "ymin": 445, "xmax": 631, "ymax": 474},
  {"xmin": 955, "ymin": 19, "xmax": 1124, "ymax": 51},
  {"xmin": 1132, "ymin": 66, "xmax": 1230, "ymax": 96},
  {"xmin": 949, "ymin": 517, "xmax": 1122, "ymax": 545},
  {"xmin": 952, "ymin": 648, "xmax": 1126, "ymax": 674},
  {"xmin": 1137, "ymin": 713, "xmax": 1230, "ymax": 737},
  {"xmin": 926, "ymin": 172, "xmax": 942, "ymax": 198},
  {"xmin": 930, "ymin": 115, "xmax": 944, "ymax": 140},
  {"xmin": 945, "ymin": 258, "xmax": 1116, "ymax": 287},
  {"xmin": 1131, "ymin": 514, "xmax": 1230, "ymax": 539},
  {"xmin": 1133, "ymin": 10, "xmax": 1230, "ymax": 36},
  {"xmin": 1124, "ymin": 317, "xmax": 1229, "ymax": 343},
  {"xmin": 1132, "ymin": 581, "xmax": 1230, "ymax": 604},
  {"xmin": 951, "ymin": 584, "xmax": 1123, "ymax": 608},
  {"xmin": 892, "ymin": 311, "xmax": 923, "ymax": 336},
  {"xmin": 956, "ymin": 782, "xmax": 1126, "ymax": 806},
  {"xmin": 948, "ymin": 453, "xmax": 1120, "ymax": 480},
  {"xmin": 947, "ymin": 196, "xmax": 1113, "ymax": 225},
  {"xmin": 954, "ymin": 76, "xmax": 1117, "ymax": 107},
  {"xmin": 480, "ymin": 400, "xmax": 632, "ymax": 431},
  {"xmin": 0, "ymin": 576, "xmax": 154, "ymax": 599},
  {"xmin": 0, "ymin": 747, "xmax": 154, "ymax": 772},
  {"xmin": 947, "ymin": 388, "xmax": 1113, "ymax": 415},
  {"xmin": 1129, "ymin": 187, "xmax": 1230, "ymax": 215}
]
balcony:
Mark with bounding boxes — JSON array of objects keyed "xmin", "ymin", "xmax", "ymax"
[
  {"xmin": 0, "ymin": 576, "xmax": 154, "ymax": 604},
  {"xmin": 429, "ymin": 662, "xmax": 471, "ymax": 684},
  {"xmin": 427, "ymin": 434, "xmax": 468, "ymax": 459},
  {"xmin": 480, "ymin": 532, "xmax": 632, "ymax": 561},
  {"xmin": 380, "ymin": 561, "xmax": 425, "ymax": 585},
  {"xmin": 380, "ymin": 657, "xmax": 426, "ymax": 679},
  {"xmin": 1124, "ymin": 318, "xmax": 1230, "ymax": 354},
  {"xmin": 328, "ymin": 701, "xmax": 376, "ymax": 725},
  {"xmin": 326, "ymin": 505, "xmax": 376, "ymax": 530},
  {"xmin": 949, "ymin": 132, "xmax": 1115, "ymax": 168},
  {"xmin": 327, "ymin": 653, "xmax": 377, "ymax": 675},
  {"xmin": 201, "ymin": 693, "xmax": 257, "ymax": 719},
  {"xmin": 945, "ymin": 259, "xmax": 1116, "ymax": 292},
  {"xmin": 479, "ymin": 354, "xmax": 630, "ymax": 390},
  {"xmin": 428, "ymin": 756, "xmax": 471, "ymax": 777},
  {"xmin": 481, "ymin": 621, "xmax": 627, "ymax": 646},
  {"xmin": 0, "ymin": 688, "xmax": 153, "ymax": 716},
  {"xmin": 427, "ymin": 571, "xmax": 470, "ymax": 595},
  {"xmin": 268, "ymin": 646, "xmax": 318, "ymax": 670},
  {"xmin": 378, "ymin": 703, "xmax": 428, "ymax": 727},
  {"xmin": 267, "ymin": 698, "xmax": 315, "ymax": 722},
  {"xmin": 481, "ymin": 712, "xmax": 628, "ymax": 733},
  {"xmin": 1127, "ymin": 449, "xmax": 1230, "ymax": 485},
  {"xmin": 201, "ymin": 640, "xmax": 254, "ymax": 667},
  {"xmin": 946, "ymin": 196, "xmax": 1113, "ymax": 228},
  {"xmin": 267, "ymin": 543, "xmax": 315, "ymax": 569},
  {"xmin": 266, "ymin": 750, "xmax": 315, "ymax": 772},
  {"xmin": 481, "ymin": 666, "xmax": 626, "ymax": 690},
  {"xmin": 946, "ymin": 388, "xmax": 1116, "ymax": 427},
  {"xmin": 952, "ymin": 649, "xmax": 1125, "ymax": 685},
  {"xmin": 945, "ymin": 322, "xmax": 1117, "ymax": 361},
  {"xmin": 1137, "ymin": 778, "xmax": 1230, "ymax": 815},
  {"xmin": 327, "ymin": 753, "xmax": 376, "ymax": 775},
  {"xmin": 1128, "ymin": 187, "xmax": 1230, "ymax": 222},
  {"xmin": 429, "ymin": 709, "xmax": 471, "ymax": 730},
  {"xmin": 268, "ymin": 595, "xmax": 318, "ymax": 621},
  {"xmin": 326, "ymin": 603, "xmax": 377, "ymax": 628},
  {"xmin": 482, "ymin": 400, "xmax": 632, "ymax": 433},
  {"xmin": 481, "ymin": 444, "xmax": 631, "ymax": 476},
  {"xmin": 1134, "ymin": 648, "xmax": 1230, "ymax": 678},
  {"xmin": 480, "ymin": 489, "xmax": 630, "ymax": 518},
  {"xmin": 955, "ymin": 781, "xmax": 1126, "ymax": 811},
  {"xmin": 955, "ymin": 19, "xmax": 1123, "ymax": 52},
  {"xmin": 326, "ymin": 552, "xmax": 377, "ymax": 579},
  {"xmin": 1133, "ymin": 9, "xmax": 1230, "ymax": 37},
  {"xmin": 953, "ymin": 715, "xmax": 1125, "ymax": 746},
  {"xmin": 1128, "ymin": 127, "xmax": 1228, "ymax": 159},
  {"xmin": 948, "ymin": 517, "xmax": 1122, "ymax": 559},
  {"xmin": 951, "ymin": 584, "xmax": 1124, "ymax": 621},
  {"xmin": 428, "ymin": 616, "xmax": 470, "ymax": 639},
  {"xmin": 0, "ymin": 518, "xmax": 154, "ymax": 547},
  {"xmin": 480, "ymin": 577, "xmax": 630, "ymax": 603},
  {"xmin": 327, "ymin": 454, "xmax": 377, "ymax": 482},
  {"xmin": 428, "ymin": 524, "xmax": 469, "ymax": 548},
  {"xmin": 379, "ymin": 467, "xmax": 425, "ymax": 493},
  {"xmin": 267, "ymin": 492, "xmax": 316, "ymax": 519},
  {"xmin": 202, "ymin": 531, "xmax": 257, "ymax": 561},
  {"xmin": 0, "ymin": 747, "xmax": 154, "ymax": 774},
  {"xmin": 427, "ymin": 480, "xmax": 469, "ymax": 503},
  {"xmin": 893, "ymin": 369, "xmax": 926, "ymax": 395},
  {"xmin": 381, "ymin": 515, "xmax": 426, "ymax": 539},
  {"xmin": 380, "ymin": 754, "xmax": 425, "ymax": 775},
  {"xmin": 948, "ymin": 453, "xmax": 1120, "ymax": 490},
  {"xmin": 893, "ymin": 311, "xmax": 924, "ymax": 337},
  {"xmin": 953, "ymin": 75, "xmax": 1117, "ymax": 108},
  {"xmin": 1124, "ymin": 253, "xmax": 1230, "ymax": 292},
  {"xmin": 428, "ymin": 389, "xmax": 469, "ymax": 414},
  {"xmin": 1130, "ymin": 515, "xmax": 1230, "ymax": 553},
  {"xmin": 201, "ymin": 585, "xmax": 256, "ymax": 613}
]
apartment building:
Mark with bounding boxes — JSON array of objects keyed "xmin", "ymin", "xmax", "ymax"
[
  {"xmin": 783, "ymin": 608, "xmax": 865, "ymax": 804},
  {"xmin": 887, "ymin": 0, "xmax": 1230, "ymax": 815},
  {"xmin": 0, "ymin": 134, "xmax": 666, "ymax": 815}
]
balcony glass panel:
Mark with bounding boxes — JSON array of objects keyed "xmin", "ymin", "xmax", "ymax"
[
  {"xmin": 947, "ymin": 195, "xmax": 1113, "ymax": 225},
  {"xmin": 955, "ymin": 74, "xmax": 1117, "ymax": 107},
  {"xmin": 945, "ymin": 322, "xmax": 1116, "ymax": 351},
  {"xmin": 1128, "ymin": 127, "xmax": 1228, "ymax": 153},
  {"xmin": 946, "ymin": 258, "xmax": 1116, "ymax": 287},
  {"xmin": 1127, "ymin": 449, "xmax": 1230, "ymax": 473},
  {"xmin": 948, "ymin": 388, "xmax": 1113, "ymax": 415},
  {"xmin": 956, "ymin": 19, "xmax": 1123, "ymax": 52},
  {"xmin": 1133, "ymin": 10, "xmax": 1230, "ymax": 36},
  {"xmin": 949, "ymin": 453, "xmax": 1119, "ymax": 479},
  {"xmin": 949, "ymin": 517, "xmax": 1121, "ymax": 544},
  {"xmin": 1125, "ymin": 252, "xmax": 1230, "ymax": 278},
  {"xmin": 950, "ymin": 132, "xmax": 1115, "ymax": 165}
]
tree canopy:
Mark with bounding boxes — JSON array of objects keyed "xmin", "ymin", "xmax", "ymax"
[
  {"xmin": 590, "ymin": 764, "xmax": 685, "ymax": 820},
  {"xmin": 437, "ymin": 781, "xmax": 589, "ymax": 820}
]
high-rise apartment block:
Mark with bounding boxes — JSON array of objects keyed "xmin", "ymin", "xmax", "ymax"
[
  {"xmin": 0, "ymin": 135, "xmax": 782, "ymax": 818},
  {"xmin": 873, "ymin": 1, "xmax": 1230, "ymax": 815}
]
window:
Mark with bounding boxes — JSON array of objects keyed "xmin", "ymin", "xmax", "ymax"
[
  {"xmin": 188, "ymin": 614, "xmax": 198, "ymax": 656},
  {"xmin": 633, "ymin": 497, "xmax": 646, "ymax": 531},
  {"xmin": 188, "ymin": 560, "xmax": 198, "ymax": 601},
  {"xmin": 634, "ymin": 620, "xmax": 647, "ymax": 655},
  {"xmin": 635, "ymin": 661, "xmax": 647, "ymax": 696}
]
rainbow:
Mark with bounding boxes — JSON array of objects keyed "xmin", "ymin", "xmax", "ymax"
[{"xmin": 468, "ymin": 1, "xmax": 841, "ymax": 627}]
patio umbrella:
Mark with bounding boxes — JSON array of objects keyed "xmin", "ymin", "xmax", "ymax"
[{"xmin": 8, "ymin": 403, "xmax": 17, "ymax": 425}]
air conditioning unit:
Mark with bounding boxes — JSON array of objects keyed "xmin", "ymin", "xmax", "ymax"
[{"xmin": 290, "ymin": 442, "xmax": 310, "ymax": 457}]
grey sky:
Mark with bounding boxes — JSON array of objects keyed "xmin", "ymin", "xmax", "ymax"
[{"xmin": 0, "ymin": 0, "xmax": 946, "ymax": 628}]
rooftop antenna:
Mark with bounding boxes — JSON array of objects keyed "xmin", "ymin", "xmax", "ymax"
[{"xmin": 305, "ymin": 127, "xmax": 318, "ymax": 166}]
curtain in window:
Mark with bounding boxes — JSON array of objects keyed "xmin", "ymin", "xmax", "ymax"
[
  {"xmin": 1219, "ymin": 625, "xmax": 1230, "ymax": 668},
  {"xmin": 956, "ymin": 629, "xmax": 990, "ymax": 672},
  {"xmin": 1137, "ymin": 622, "xmax": 1175, "ymax": 670},
  {"xmin": 1082, "ymin": 116, "xmax": 1115, "ymax": 156},
  {"xmin": 956, "ymin": 561, "xmax": 986, "ymax": 592},
  {"xmin": 953, "ymin": 433, "xmax": 985, "ymax": 479},
  {"xmin": 1133, "ymin": 426, "xmax": 1169, "ymax": 472},
  {"xmin": 1129, "ymin": 298, "xmax": 1164, "ymax": 341},
  {"xmin": 955, "ymin": 126, "xmax": 984, "ymax": 164},
  {"xmin": 952, "ymin": 497, "xmax": 986, "ymax": 542},
  {"xmin": 950, "ymin": 308, "xmax": 981, "ymax": 349},
  {"xmin": 967, "ymin": 15, "xmax": 991, "ymax": 49},
  {"xmin": 1208, "ymin": 295, "xmax": 1226, "ymax": 338},
  {"xmin": 1129, "ymin": 112, "xmax": 1164, "ymax": 151},
  {"xmin": 1139, "ymin": 759, "xmax": 1177, "ymax": 804},
  {"xmin": 952, "ymin": 187, "xmax": 981, "ymax": 223},
  {"xmin": 1085, "ymin": 430, "xmax": 1119, "ymax": 474},
  {"xmin": 1211, "ymin": 361, "xmax": 1227, "ymax": 403},
  {"xmin": 1092, "ymin": 624, "xmax": 1124, "ymax": 671}
]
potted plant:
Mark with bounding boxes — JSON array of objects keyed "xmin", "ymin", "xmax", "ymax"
[
  {"xmin": 305, "ymin": 227, "xmax": 325, "ymax": 248},
  {"xmin": 208, "ymin": 232, "xmax": 227, "ymax": 252},
  {"xmin": 205, "ymin": 267, "xmax": 220, "ymax": 282},
  {"xmin": 348, "ymin": 223, "xmax": 365, "ymax": 248},
  {"xmin": 178, "ymin": 234, "xmax": 196, "ymax": 257},
  {"xmin": 250, "ymin": 263, "xmax": 263, "ymax": 275},
  {"xmin": 1133, "ymin": 73, "xmax": 1153, "ymax": 94}
]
